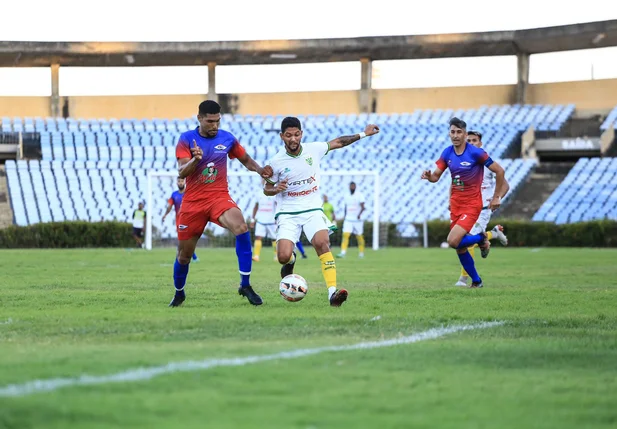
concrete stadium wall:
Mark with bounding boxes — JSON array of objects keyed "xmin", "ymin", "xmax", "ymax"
[
  {"xmin": 236, "ymin": 91, "xmax": 359, "ymax": 115},
  {"xmin": 1, "ymin": 79, "xmax": 616, "ymax": 119},
  {"xmin": 0, "ymin": 97, "xmax": 50, "ymax": 117}
]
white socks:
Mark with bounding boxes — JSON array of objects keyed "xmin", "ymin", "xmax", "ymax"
[{"xmin": 328, "ymin": 286, "xmax": 336, "ymax": 299}]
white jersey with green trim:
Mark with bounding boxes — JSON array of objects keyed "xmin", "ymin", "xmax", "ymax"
[
  {"xmin": 267, "ymin": 141, "xmax": 329, "ymax": 217},
  {"xmin": 481, "ymin": 166, "xmax": 496, "ymax": 208}
]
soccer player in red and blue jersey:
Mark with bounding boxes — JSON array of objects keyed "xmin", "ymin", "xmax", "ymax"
[
  {"xmin": 169, "ymin": 100, "xmax": 273, "ymax": 307},
  {"xmin": 421, "ymin": 117, "xmax": 509, "ymax": 288},
  {"xmin": 162, "ymin": 176, "xmax": 199, "ymax": 262}
]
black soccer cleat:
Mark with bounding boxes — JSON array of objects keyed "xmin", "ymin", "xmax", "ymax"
[
  {"xmin": 238, "ymin": 286, "xmax": 263, "ymax": 306},
  {"xmin": 301, "ymin": 254, "xmax": 308, "ymax": 259},
  {"xmin": 329, "ymin": 289, "xmax": 348, "ymax": 307},
  {"xmin": 470, "ymin": 281, "xmax": 484, "ymax": 288},
  {"xmin": 169, "ymin": 291, "xmax": 186, "ymax": 307},
  {"xmin": 280, "ymin": 251, "xmax": 296, "ymax": 279},
  {"xmin": 479, "ymin": 232, "xmax": 491, "ymax": 259}
]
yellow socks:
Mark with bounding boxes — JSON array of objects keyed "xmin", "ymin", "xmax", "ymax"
[
  {"xmin": 253, "ymin": 239, "xmax": 262, "ymax": 259},
  {"xmin": 341, "ymin": 232, "xmax": 351, "ymax": 254},
  {"xmin": 487, "ymin": 231, "xmax": 493, "ymax": 240},
  {"xmin": 460, "ymin": 245, "xmax": 476, "ymax": 277},
  {"xmin": 319, "ymin": 252, "xmax": 337, "ymax": 288},
  {"xmin": 357, "ymin": 234, "xmax": 365, "ymax": 254}
]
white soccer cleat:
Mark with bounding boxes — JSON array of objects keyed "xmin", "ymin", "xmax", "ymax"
[
  {"xmin": 252, "ymin": 255, "xmax": 260, "ymax": 262},
  {"xmin": 455, "ymin": 276, "xmax": 469, "ymax": 287},
  {"xmin": 491, "ymin": 225, "xmax": 508, "ymax": 246},
  {"xmin": 359, "ymin": 253, "xmax": 364, "ymax": 259}
]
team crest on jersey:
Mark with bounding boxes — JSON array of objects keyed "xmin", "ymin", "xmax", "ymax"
[
  {"xmin": 214, "ymin": 144, "xmax": 227, "ymax": 151},
  {"xmin": 202, "ymin": 162, "xmax": 218, "ymax": 184},
  {"xmin": 305, "ymin": 157, "xmax": 313, "ymax": 166},
  {"xmin": 460, "ymin": 161, "xmax": 471, "ymax": 166},
  {"xmin": 283, "ymin": 167, "xmax": 291, "ymax": 174}
]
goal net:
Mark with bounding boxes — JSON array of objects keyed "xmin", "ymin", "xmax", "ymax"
[
  {"xmin": 146, "ymin": 170, "xmax": 380, "ymax": 250},
  {"xmin": 145, "ymin": 169, "xmax": 381, "ymax": 251}
]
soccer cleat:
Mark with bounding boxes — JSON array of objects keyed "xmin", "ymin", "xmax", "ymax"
[
  {"xmin": 238, "ymin": 286, "xmax": 263, "ymax": 306},
  {"xmin": 168, "ymin": 291, "xmax": 186, "ymax": 307},
  {"xmin": 470, "ymin": 281, "xmax": 484, "ymax": 288},
  {"xmin": 329, "ymin": 289, "xmax": 348, "ymax": 307},
  {"xmin": 252, "ymin": 255, "xmax": 260, "ymax": 262},
  {"xmin": 336, "ymin": 253, "xmax": 346, "ymax": 258},
  {"xmin": 491, "ymin": 225, "xmax": 508, "ymax": 246},
  {"xmin": 280, "ymin": 251, "xmax": 296, "ymax": 278},
  {"xmin": 455, "ymin": 275, "xmax": 469, "ymax": 287},
  {"xmin": 301, "ymin": 254, "xmax": 308, "ymax": 259},
  {"xmin": 478, "ymin": 232, "xmax": 490, "ymax": 258},
  {"xmin": 359, "ymin": 253, "xmax": 364, "ymax": 259}
]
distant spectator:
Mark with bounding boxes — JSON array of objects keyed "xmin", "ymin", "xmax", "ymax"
[{"xmin": 132, "ymin": 202, "xmax": 147, "ymax": 248}]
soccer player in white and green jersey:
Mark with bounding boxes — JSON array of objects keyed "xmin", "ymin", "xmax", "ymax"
[{"xmin": 264, "ymin": 117, "xmax": 380, "ymax": 307}]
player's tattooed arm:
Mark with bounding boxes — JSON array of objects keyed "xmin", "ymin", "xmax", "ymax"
[
  {"xmin": 237, "ymin": 153, "xmax": 273, "ymax": 179},
  {"xmin": 177, "ymin": 141, "xmax": 203, "ymax": 178},
  {"xmin": 328, "ymin": 124, "xmax": 380, "ymax": 150},
  {"xmin": 264, "ymin": 180, "xmax": 288, "ymax": 196},
  {"xmin": 488, "ymin": 161, "xmax": 510, "ymax": 210}
]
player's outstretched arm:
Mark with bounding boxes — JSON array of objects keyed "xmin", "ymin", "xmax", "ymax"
[
  {"xmin": 328, "ymin": 124, "xmax": 380, "ymax": 150},
  {"xmin": 487, "ymin": 161, "xmax": 510, "ymax": 211},
  {"xmin": 162, "ymin": 202, "xmax": 173, "ymax": 221},
  {"xmin": 237, "ymin": 153, "xmax": 273, "ymax": 179},
  {"xmin": 264, "ymin": 180, "xmax": 288, "ymax": 197},
  {"xmin": 420, "ymin": 167, "xmax": 444, "ymax": 183}
]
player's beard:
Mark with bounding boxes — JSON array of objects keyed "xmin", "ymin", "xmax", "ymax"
[{"xmin": 285, "ymin": 141, "xmax": 300, "ymax": 154}]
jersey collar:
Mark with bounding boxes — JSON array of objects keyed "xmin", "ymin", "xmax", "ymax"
[{"xmin": 286, "ymin": 145, "xmax": 303, "ymax": 158}]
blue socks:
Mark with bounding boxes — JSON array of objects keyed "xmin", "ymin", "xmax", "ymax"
[
  {"xmin": 456, "ymin": 233, "xmax": 484, "ymax": 249},
  {"xmin": 236, "ymin": 231, "xmax": 252, "ymax": 288},
  {"xmin": 173, "ymin": 258, "xmax": 189, "ymax": 296},
  {"xmin": 295, "ymin": 240, "xmax": 306, "ymax": 257},
  {"xmin": 192, "ymin": 252, "xmax": 198, "ymax": 260},
  {"xmin": 458, "ymin": 251, "xmax": 481, "ymax": 283}
]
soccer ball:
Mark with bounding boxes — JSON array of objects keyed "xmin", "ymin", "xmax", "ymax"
[{"xmin": 279, "ymin": 274, "xmax": 308, "ymax": 302}]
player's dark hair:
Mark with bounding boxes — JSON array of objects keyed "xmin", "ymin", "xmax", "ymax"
[
  {"xmin": 449, "ymin": 117, "xmax": 467, "ymax": 130},
  {"xmin": 468, "ymin": 130, "xmax": 483, "ymax": 140},
  {"xmin": 199, "ymin": 100, "xmax": 221, "ymax": 116},
  {"xmin": 350, "ymin": 182, "xmax": 356, "ymax": 186},
  {"xmin": 281, "ymin": 117, "xmax": 302, "ymax": 133}
]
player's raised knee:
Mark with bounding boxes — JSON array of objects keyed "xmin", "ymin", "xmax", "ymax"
[
  {"xmin": 277, "ymin": 250, "xmax": 292, "ymax": 265},
  {"xmin": 447, "ymin": 235, "xmax": 462, "ymax": 249}
]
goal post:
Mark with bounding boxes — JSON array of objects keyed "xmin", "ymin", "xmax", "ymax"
[{"xmin": 146, "ymin": 169, "xmax": 380, "ymax": 251}]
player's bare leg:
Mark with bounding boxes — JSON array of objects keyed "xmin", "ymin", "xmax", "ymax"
[
  {"xmin": 312, "ymin": 230, "xmax": 347, "ymax": 307},
  {"xmin": 277, "ymin": 239, "xmax": 297, "ymax": 278},
  {"xmin": 169, "ymin": 235, "xmax": 200, "ymax": 307},
  {"xmin": 448, "ymin": 225, "xmax": 487, "ymax": 288},
  {"xmin": 219, "ymin": 207, "xmax": 263, "ymax": 305}
]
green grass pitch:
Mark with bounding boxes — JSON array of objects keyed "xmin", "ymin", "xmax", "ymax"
[{"xmin": 1, "ymin": 247, "xmax": 616, "ymax": 429}]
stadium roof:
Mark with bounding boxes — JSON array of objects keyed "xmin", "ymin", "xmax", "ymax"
[{"xmin": 1, "ymin": 20, "xmax": 616, "ymax": 67}]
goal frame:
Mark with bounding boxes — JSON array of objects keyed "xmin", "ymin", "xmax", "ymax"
[{"xmin": 145, "ymin": 169, "xmax": 380, "ymax": 251}]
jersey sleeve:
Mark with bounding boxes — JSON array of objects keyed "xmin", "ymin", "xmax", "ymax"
[
  {"xmin": 176, "ymin": 135, "xmax": 191, "ymax": 159},
  {"xmin": 229, "ymin": 139, "xmax": 247, "ymax": 160},
  {"xmin": 358, "ymin": 193, "xmax": 366, "ymax": 204},
  {"xmin": 314, "ymin": 142, "xmax": 330, "ymax": 160},
  {"xmin": 473, "ymin": 147, "xmax": 493, "ymax": 168},
  {"xmin": 167, "ymin": 197, "xmax": 173, "ymax": 206},
  {"xmin": 264, "ymin": 158, "xmax": 277, "ymax": 185},
  {"xmin": 436, "ymin": 147, "xmax": 448, "ymax": 171}
]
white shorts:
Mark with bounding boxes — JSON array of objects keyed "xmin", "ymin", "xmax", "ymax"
[
  {"xmin": 470, "ymin": 208, "xmax": 492, "ymax": 235},
  {"xmin": 343, "ymin": 220, "xmax": 364, "ymax": 235},
  {"xmin": 255, "ymin": 222, "xmax": 276, "ymax": 239},
  {"xmin": 276, "ymin": 210, "xmax": 332, "ymax": 243}
]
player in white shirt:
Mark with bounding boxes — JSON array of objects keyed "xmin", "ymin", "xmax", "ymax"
[
  {"xmin": 250, "ymin": 187, "xmax": 308, "ymax": 262},
  {"xmin": 456, "ymin": 130, "xmax": 509, "ymax": 286},
  {"xmin": 264, "ymin": 117, "xmax": 380, "ymax": 307},
  {"xmin": 337, "ymin": 182, "xmax": 366, "ymax": 258}
]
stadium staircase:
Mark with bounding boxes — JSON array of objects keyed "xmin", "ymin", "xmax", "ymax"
[
  {"xmin": 503, "ymin": 162, "xmax": 574, "ymax": 220},
  {"xmin": 0, "ymin": 165, "xmax": 14, "ymax": 228}
]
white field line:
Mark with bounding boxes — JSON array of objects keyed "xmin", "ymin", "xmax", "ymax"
[{"xmin": 0, "ymin": 321, "xmax": 504, "ymax": 398}]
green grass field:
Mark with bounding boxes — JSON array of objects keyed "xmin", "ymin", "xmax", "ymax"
[{"xmin": 1, "ymin": 247, "xmax": 616, "ymax": 429}]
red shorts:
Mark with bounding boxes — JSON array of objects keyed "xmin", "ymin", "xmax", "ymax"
[
  {"xmin": 450, "ymin": 209, "xmax": 481, "ymax": 232},
  {"xmin": 176, "ymin": 194, "xmax": 238, "ymax": 241}
]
